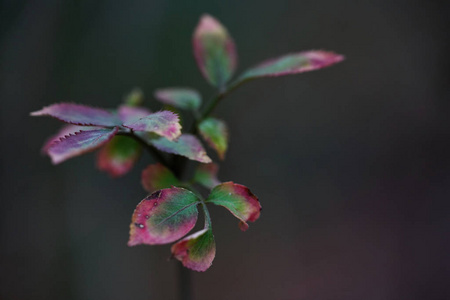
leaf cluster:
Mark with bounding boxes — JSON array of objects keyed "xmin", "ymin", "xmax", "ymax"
[{"xmin": 31, "ymin": 14, "xmax": 343, "ymax": 271}]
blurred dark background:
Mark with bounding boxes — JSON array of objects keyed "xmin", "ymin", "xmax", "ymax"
[{"xmin": 1, "ymin": 0, "xmax": 449, "ymax": 299}]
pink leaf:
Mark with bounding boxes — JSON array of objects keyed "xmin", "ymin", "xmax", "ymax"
[
  {"xmin": 41, "ymin": 124, "xmax": 97, "ymax": 154},
  {"xmin": 123, "ymin": 111, "xmax": 181, "ymax": 140},
  {"xmin": 128, "ymin": 188, "xmax": 200, "ymax": 246},
  {"xmin": 117, "ymin": 105, "xmax": 152, "ymax": 124},
  {"xmin": 47, "ymin": 127, "xmax": 119, "ymax": 164},
  {"xmin": 237, "ymin": 50, "xmax": 344, "ymax": 82},
  {"xmin": 206, "ymin": 182, "xmax": 261, "ymax": 231},
  {"xmin": 150, "ymin": 134, "xmax": 212, "ymax": 163},
  {"xmin": 31, "ymin": 103, "xmax": 120, "ymax": 127},
  {"xmin": 96, "ymin": 136, "xmax": 141, "ymax": 178},
  {"xmin": 141, "ymin": 163, "xmax": 181, "ymax": 193},
  {"xmin": 171, "ymin": 226, "xmax": 215, "ymax": 272},
  {"xmin": 193, "ymin": 14, "xmax": 237, "ymax": 88}
]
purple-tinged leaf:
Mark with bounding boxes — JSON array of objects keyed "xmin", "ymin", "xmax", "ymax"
[
  {"xmin": 150, "ymin": 134, "xmax": 212, "ymax": 163},
  {"xmin": 128, "ymin": 188, "xmax": 200, "ymax": 246},
  {"xmin": 117, "ymin": 105, "xmax": 152, "ymax": 124},
  {"xmin": 141, "ymin": 163, "xmax": 181, "ymax": 193},
  {"xmin": 123, "ymin": 111, "xmax": 181, "ymax": 140},
  {"xmin": 96, "ymin": 136, "xmax": 141, "ymax": 178},
  {"xmin": 47, "ymin": 127, "xmax": 119, "ymax": 164},
  {"xmin": 206, "ymin": 182, "xmax": 261, "ymax": 231},
  {"xmin": 171, "ymin": 226, "xmax": 215, "ymax": 272},
  {"xmin": 123, "ymin": 88, "xmax": 144, "ymax": 107},
  {"xmin": 198, "ymin": 117, "xmax": 228, "ymax": 160},
  {"xmin": 41, "ymin": 125, "xmax": 97, "ymax": 154},
  {"xmin": 236, "ymin": 50, "xmax": 344, "ymax": 82},
  {"xmin": 193, "ymin": 14, "xmax": 237, "ymax": 88},
  {"xmin": 154, "ymin": 88, "xmax": 202, "ymax": 110},
  {"xmin": 31, "ymin": 103, "xmax": 120, "ymax": 127},
  {"xmin": 194, "ymin": 163, "xmax": 220, "ymax": 189}
]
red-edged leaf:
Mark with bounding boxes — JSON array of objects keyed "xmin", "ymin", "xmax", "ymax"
[
  {"xmin": 128, "ymin": 188, "xmax": 200, "ymax": 246},
  {"xmin": 117, "ymin": 105, "xmax": 152, "ymax": 124},
  {"xmin": 236, "ymin": 50, "xmax": 344, "ymax": 82},
  {"xmin": 193, "ymin": 14, "xmax": 237, "ymax": 88},
  {"xmin": 96, "ymin": 136, "xmax": 141, "ymax": 177},
  {"xmin": 198, "ymin": 117, "xmax": 228, "ymax": 159},
  {"xmin": 47, "ymin": 127, "xmax": 119, "ymax": 164},
  {"xmin": 123, "ymin": 111, "xmax": 181, "ymax": 140},
  {"xmin": 206, "ymin": 182, "xmax": 261, "ymax": 231},
  {"xmin": 41, "ymin": 125, "xmax": 98, "ymax": 154},
  {"xmin": 31, "ymin": 103, "xmax": 120, "ymax": 127},
  {"xmin": 141, "ymin": 163, "xmax": 181, "ymax": 193},
  {"xmin": 150, "ymin": 134, "xmax": 212, "ymax": 163},
  {"xmin": 171, "ymin": 226, "xmax": 215, "ymax": 272},
  {"xmin": 194, "ymin": 163, "xmax": 220, "ymax": 189},
  {"xmin": 154, "ymin": 88, "xmax": 202, "ymax": 110}
]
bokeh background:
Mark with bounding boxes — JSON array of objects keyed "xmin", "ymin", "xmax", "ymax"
[{"xmin": 1, "ymin": 0, "xmax": 449, "ymax": 299}]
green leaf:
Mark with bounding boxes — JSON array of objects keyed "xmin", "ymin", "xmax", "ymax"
[
  {"xmin": 198, "ymin": 117, "xmax": 228, "ymax": 160},
  {"xmin": 193, "ymin": 14, "xmax": 237, "ymax": 89},
  {"xmin": 235, "ymin": 50, "xmax": 344, "ymax": 84},
  {"xmin": 150, "ymin": 134, "xmax": 212, "ymax": 163},
  {"xmin": 123, "ymin": 87, "xmax": 144, "ymax": 107},
  {"xmin": 141, "ymin": 163, "xmax": 181, "ymax": 193},
  {"xmin": 122, "ymin": 111, "xmax": 182, "ymax": 140},
  {"xmin": 206, "ymin": 182, "xmax": 261, "ymax": 231},
  {"xmin": 194, "ymin": 163, "xmax": 220, "ymax": 189},
  {"xmin": 154, "ymin": 88, "xmax": 202, "ymax": 110},
  {"xmin": 96, "ymin": 136, "xmax": 141, "ymax": 178},
  {"xmin": 171, "ymin": 226, "xmax": 215, "ymax": 272},
  {"xmin": 128, "ymin": 188, "xmax": 200, "ymax": 246}
]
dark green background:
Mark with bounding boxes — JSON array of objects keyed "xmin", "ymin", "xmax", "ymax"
[{"xmin": 1, "ymin": 0, "xmax": 449, "ymax": 299}]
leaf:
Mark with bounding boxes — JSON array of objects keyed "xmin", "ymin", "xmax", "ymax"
[
  {"xmin": 206, "ymin": 182, "xmax": 261, "ymax": 231},
  {"xmin": 194, "ymin": 163, "xmax": 220, "ymax": 189},
  {"xmin": 193, "ymin": 14, "xmax": 237, "ymax": 89},
  {"xmin": 123, "ymin": 87, "xmax": 144, "ymax": 107},
  {"xmin": 141, "ymin": 163, "xmax": 181, "ymax": 193},
  {"xmin": 117, "ymin": 105, "xmax": 152, "ymax": 124},
  {"xmin": 47, "ymin": 127, "xmax": 119, "ymax": 164},
  {"xmin": 123, "ymin": 111, "xmax": 182, "ymax": 140},
  {"xmin": 31, "ymin": 103, "xmax": 120, "ymax": 127},
  {"xmin": 198, "ymin": 117, "xmax": 228, "ymax": 159},
  {"xmin": 236, "ymin": 50, "xmax": 344, "ymax": 83},
  {"xmin": 171, "ymin": 226, "xmax": 215, "ymax": 272},
  {"xmin": 150, "ymin": 134, "xmax": 212, "ymax": 163},
  {"xmin": 96, "ymin": 136, "xmax": 141, "ymax": 178},
  {"xmin": 154, "ymin": 88, "xmax": 202, "ymax": 110},
  {"xmin": 128, "ymin": 188, "xmax": 200, "ymax": 246},
  {"xmin": 41, "ymin": 124, "xmax": 97, "ymax": 154}
]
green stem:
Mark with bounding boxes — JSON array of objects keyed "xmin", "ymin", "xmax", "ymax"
[
  {"xmin": 201, "ymin": 201, "xmax": 212, "ymax": 228},
  {"xmin": 199, "ymin": 79, "xmax": 246, "ymax": 121}
]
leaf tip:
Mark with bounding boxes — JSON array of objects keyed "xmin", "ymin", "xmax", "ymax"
[{"xmin": 195, "ymin": 14, "xmax": 224, "ymax": 36}]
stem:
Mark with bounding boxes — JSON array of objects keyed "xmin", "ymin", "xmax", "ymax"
[
  {"xmin": 199, "ymin": 79, "xmax": 246, "ymax": 121},
  {"xmin": 116, "ymin": 131, "xmax": 172, "ymax": 170},
  {"xmin": 178, "ymin": 264, "xmax": 192, "ymax": 300},
  {"xmin": 122, "ymin": 78, "xmax": 244, "ymax": 300}
]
